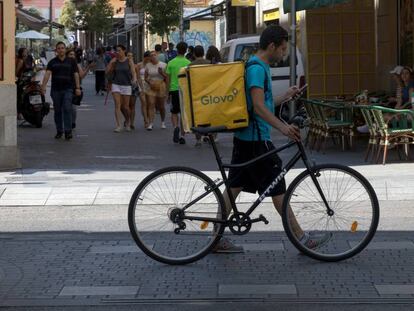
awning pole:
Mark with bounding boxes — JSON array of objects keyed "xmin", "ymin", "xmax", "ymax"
[
  {"xmin": 49, "ymin": 0, "xmax": 53, "ymax": 46},
  {"xmin": 289, "ymin": 0, "xmax": 297, "ymax": 119}
]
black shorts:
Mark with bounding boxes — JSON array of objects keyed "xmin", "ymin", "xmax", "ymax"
[
  {"xmin": 228, "ymin": 137, "xmax": 286, "ymax": 197},
  {"xmin": 170, "ymin": 90, "xmax": 180, "ymax": 114}
]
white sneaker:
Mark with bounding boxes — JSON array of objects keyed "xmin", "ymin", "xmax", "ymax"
[
  {"xmin": 161, "ymin": 122, "xmax": 166, "ymax": 129},
  {"xmin": 113, "ymin": 127, "xmax": 122, "ymax": 133},
  {"xmin": 146, "ymin": 123, "xmax": 153, "ymax": 131},
  {"xmin": 125, "ymin": 126, "xmax": 131, "ymax": 132}
]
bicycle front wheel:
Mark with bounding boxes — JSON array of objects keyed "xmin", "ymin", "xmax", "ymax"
[
  {"xmin": 128, "ymin": 167, "xmax": 226, "ymax": 265},
  {"xmin": 282, "ymin": 164, "xmax": 379, "ymax": 262}
]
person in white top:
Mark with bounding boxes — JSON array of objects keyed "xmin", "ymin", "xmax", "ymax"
[
  {"xmin": 137, "ymin": 51, "xmax": 151, "ymax": 128},
  {"xmin": 144, "ymin": 51, "xmax": 168, "ymax": 130}
]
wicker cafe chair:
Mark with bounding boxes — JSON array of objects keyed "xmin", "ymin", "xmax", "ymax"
[
  {"xmin": 357, "ymin": 105, "xmax": 380, "ymax": 162},
  {"xmin": 369, "ymin": 106, "xmax": 414, "ymax": 165},
  {"xmin": 302, "ymin": 99, "xmax": 354, "ymax": 153}
]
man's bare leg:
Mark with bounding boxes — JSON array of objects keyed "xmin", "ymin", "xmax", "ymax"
[{"xmin": 272, "ymin": 195, "xmax": 304, "ymax": 238}]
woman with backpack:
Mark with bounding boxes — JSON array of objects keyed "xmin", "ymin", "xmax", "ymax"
[{"xmin": 106, "ymin": 44, "xmax": 138, "ymax": 133}]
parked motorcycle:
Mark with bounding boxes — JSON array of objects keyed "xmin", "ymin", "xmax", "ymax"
[{"xmin": 17, "ymin": 71, "xmax": 49, "ymax": 128}]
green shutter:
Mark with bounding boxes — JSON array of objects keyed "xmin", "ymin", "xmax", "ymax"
[{"xmin": 283, "ymin": 0, "xmax": 351, "ymax": 13}]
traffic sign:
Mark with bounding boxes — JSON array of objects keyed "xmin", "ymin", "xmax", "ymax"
[{"xmin": 125, "ymin": 13, "xmax": 142, "ymax": 25}]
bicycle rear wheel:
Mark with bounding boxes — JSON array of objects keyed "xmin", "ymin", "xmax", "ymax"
[
  {"xmin": 128, "ymin": 167, "xmax": 226, "ymax": 265},
  {"xmin": 282, "ymin": 164, "xmax": 379, "ymax": 262}
]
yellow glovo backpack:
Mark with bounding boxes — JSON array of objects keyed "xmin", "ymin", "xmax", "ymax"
[{"xmin": 178, "ymin": 62, "xmax": 249, "ymax": 133}]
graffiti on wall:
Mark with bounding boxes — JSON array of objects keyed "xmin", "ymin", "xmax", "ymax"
[
  {"xmin": 148, "ymin": 20, "xmax": 215, "ymax": 52},
  {"xmin": 170, "ymin": 30, "xmax": 214, "ymax": 51}
]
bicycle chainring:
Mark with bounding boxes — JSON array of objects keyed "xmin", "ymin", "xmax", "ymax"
[{"xmin": 229, "ymin": 213, "xmax": 252, "ymax": 235}]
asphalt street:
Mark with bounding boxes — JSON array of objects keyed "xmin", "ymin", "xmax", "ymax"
[{"xmin": 2, "ymin": 74, "xmax": 414, "ymax": 310}]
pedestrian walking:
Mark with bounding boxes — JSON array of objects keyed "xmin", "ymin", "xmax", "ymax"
[
  {"xmin": 206, "ymin": 45, "xmax": 222, "ymax": 64},
  {"xmin": 73, "ymin": 41, "xmax": 83, "ymax": 64},
  {"xmin": 144, "ymin": 51, "xmax": 168, "ymax": 130},
  {"xmin": 66, "ymin": 49, "xmax": 90, "ymax": 129},
  {"xmin": 127, "ymin": 51, "xmax": 140, "ymax": 130},
  {"xmin": 166, "ymin": 42, "xmax": 191, "ymax": 144},
  {"xmin": 186, "ymin": 46, "xmax": 195, "ymax": 62},
  {"xmin": 106, "ymin": 44, "xmax": 138, "ymax": 133},
  {"xmin": 94, "ymin": 47, "xmax": 106, "ymax": 95},
  {"xmin": 41, "ymin": 42, "xmax": 81, "ymax": 140},
  {"xmin": 167, "ymin": 43, "xmax": 177, "ymax": 61},
  {"xmin": 155, "ymin": 44, "xmax": 167, "ymax": 63},
  {"xmin": 137, "ymin": 51, "xmax": 151, "ymax": 128},
  {"xmin": 189, "ymin": 45, "xmax": 210, "ymax": 147},
  {"xmin": 15, "ymin": 47, "xmax": 30, "ymax": 120}
]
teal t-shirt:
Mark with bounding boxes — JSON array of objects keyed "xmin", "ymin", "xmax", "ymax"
[{"xmin": 234, "ymin": 56, "xmax": 273, "ymax": 141}]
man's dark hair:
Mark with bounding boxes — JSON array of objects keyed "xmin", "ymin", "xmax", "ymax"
[
  {"xmin": 155, "ymin": 44, "xmax": 162, "ymax": 52},
  {"xmin": 106, "ymin": 46, "xmax": 112, "ymax": 52},
  {"xmin": 144, "ymin": 51, "xmax": 151, "ymax": 58},
  {"xmin": 116, "ymin": 44, "xmax": 126, "ymax": 51},
  {"xmin": 259, "ymin": 25, "xmax": 288, "ymax": 50},
  {"xmin": 56, "ymin": 41, "xmax": 66, "ymax": 48},
  {"xmin": 194, "ymin": 45, "xmax": 204, "ymax": 58},
  {"xmin": 176, "ymin": 42, "xmax": 188, "ymax": 55},
  {"xmin": 169, "ymin": 42, "xmax": 174, "ymax": 49},
  {"xmin": 73, "ymin": 41, "xmax": 78, "ymax": 45}
]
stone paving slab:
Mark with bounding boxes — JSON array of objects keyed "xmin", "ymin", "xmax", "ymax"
[
  {"xmin": 1, "ymin": 231, "xmax": 414, "ymax": 306},
  {"xmin": 218, "ymin": 285, "xmax": 297, "ymax": 295},
  {"xmin": 59, "ymin": 286, "xmax": 139, "ymax": 296}
]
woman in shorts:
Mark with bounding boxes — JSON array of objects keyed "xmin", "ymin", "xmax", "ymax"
[
  {"xmin": 106, "ymin": 44, "xmax": 137, "ymax": 132},
  {"xmin": 144, "ymin": 51, "xmax": 168, "ymax": 130},
  {"xmin": 137, "ymin": 51, "xmax": 151, "ymax": 128}
]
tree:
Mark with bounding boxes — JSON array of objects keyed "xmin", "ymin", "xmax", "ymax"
[
  {"xmin": 140, "ymin": 0, "xmax": 181, "ymax": 39},
  {"xmin": 60, "ymin": 0, "xmax": 77, "ymax": 31},
  {"xmin": 86, "ymin": 0, "xmax": 114, "ymax": 34}
]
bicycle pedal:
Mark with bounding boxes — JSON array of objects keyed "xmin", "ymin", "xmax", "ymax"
[{"xmin": 259, "ymin": 214, "xmax": 269, "ymax": 224}]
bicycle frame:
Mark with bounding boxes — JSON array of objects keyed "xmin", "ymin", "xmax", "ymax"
[{"xmin": 182, "ymin": 136, "xmax": 333, "ymax": 224}]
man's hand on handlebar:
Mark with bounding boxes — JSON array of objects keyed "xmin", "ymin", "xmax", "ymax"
[
  {"xmin": 279, "ymin": 123, "xmax": 301, "ymax": 142},
  {"xmin": 284, "ymin": 86, "xmax": 300, "ymax": 99}
]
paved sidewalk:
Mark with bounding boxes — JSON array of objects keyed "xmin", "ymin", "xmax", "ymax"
[
  {"xmin": 1, "ymin": 231, "xmax": 414, "ymax": 307},
  {"xmin": 1, "ymin": 163, "xmax": 414, "ymax": 206}
]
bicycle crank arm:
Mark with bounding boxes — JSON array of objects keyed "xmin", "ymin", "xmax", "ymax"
[{"xmin": 250, "ymin": 214, "xmax": 269, "ymax": 225}]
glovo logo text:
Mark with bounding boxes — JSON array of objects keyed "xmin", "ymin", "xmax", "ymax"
[{"xmin": 200, "ymin": 88, "xmax": 239, "ymax": 105}]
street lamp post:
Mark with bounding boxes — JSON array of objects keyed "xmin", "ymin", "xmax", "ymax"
[
  {"xmin": 289, "ymin": 0, "xmax": 297, "ymax": 119},
  {"xmin": 179, "ymin": 0, "xmax": 184, "ymax": 41},
  {"xmin": 49, "ymin": 0, "xmax": 53, "ymax": 46}
]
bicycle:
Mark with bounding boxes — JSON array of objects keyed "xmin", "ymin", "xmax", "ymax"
[{"xmin": 128, "ymin": 108, "xmax": 379, "ymax": 265}]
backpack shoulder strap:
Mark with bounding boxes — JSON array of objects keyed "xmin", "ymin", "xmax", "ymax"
[{"xmin": 245, "ymin": 60, "xmax": 269, "ymax": 93}]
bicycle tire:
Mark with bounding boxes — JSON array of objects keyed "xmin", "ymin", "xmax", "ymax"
[
  {"xmin": 128, "ymin": 166, "xmax": 226, "ymax": 265},
  {"xmin": 282, "ymin": 164, "xmax": 379, "ymax": 262}
]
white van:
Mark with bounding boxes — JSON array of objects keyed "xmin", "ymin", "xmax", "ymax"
[{"xmin": 220, "ymin": 35, "xmax": 306, "ymax": 103}]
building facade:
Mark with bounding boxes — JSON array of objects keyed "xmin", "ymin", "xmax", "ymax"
[
  {"xmin": 21, "ymin": 0, "xmax": 65, "ymax": 21},
  {"xmin": 0, "ymin": 0, "xmax": 20, "ymax": 169}
]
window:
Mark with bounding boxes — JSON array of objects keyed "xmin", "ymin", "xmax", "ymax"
[
  {"xmin": 234, "ymin": 43, "xmax": 297, "ymax": 67},
  {"xmin": 271, "ymin": 54, "xmax": 298, "ymax": 68},
  {"xmin": 234, "ymin": 44, "xmax": 259, "ymax": 62},
  {"xmin": 220, "ymin": 47, "xmax": 230, "ymax": 63}
]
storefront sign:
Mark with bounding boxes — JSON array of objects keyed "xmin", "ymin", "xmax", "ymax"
[
  {"xmin": 284, "ymin": 0, "xmax": 351, "ymax": 13},
  {"xmin": 184, "ymin": 0, "xmax": 209, "ymax": 7},
  {"xmin": 0, "ymin": 2, "xmax": 3, "ymax": 81},
  {"xmin": 263, "ymin": 9, "xmax": 280, "ymax": 22},
  {"xmin": 231, "ymin": 0, "xmax": 256, "ymax": 7}
]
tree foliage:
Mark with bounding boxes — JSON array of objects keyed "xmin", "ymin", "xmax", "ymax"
[
  {"xmin": 77, "ymin": 0, "xmax": 114, "ymax": 33},
  {"xmin": 60, "ymin": 0, "xmax": 77, "ymax": 31},
  {"xmin": 140, "ymin": 0, "xmax": 181, "ymax": 38}
]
